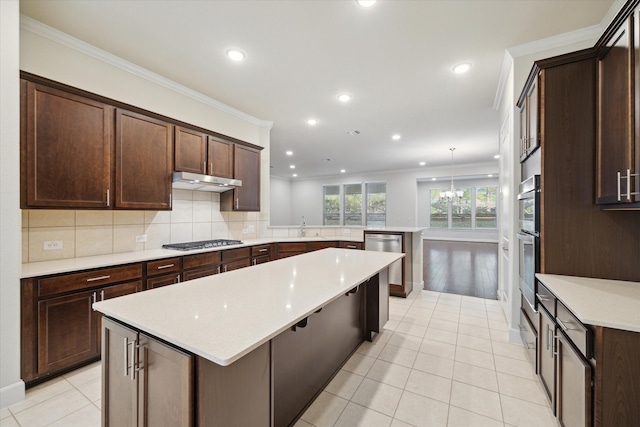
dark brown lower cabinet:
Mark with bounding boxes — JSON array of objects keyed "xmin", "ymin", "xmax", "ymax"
[
  {"xmin": 102, "ymin": 317, "xmax": 193, "ymax": 427},
  {"xmin": 146, "ymin": 273, "xmax": 181, "ymax": 289},
  {"xmin": 272, "ymin": 285, "xmax": 365, "ymax": 427},
  {"xmin": 556, "ymin": 330, "xmax": 592, "ymax": 427},
  {"xmin": 538, "ymin": 306, "xmax": 556, "ymax": 410}
]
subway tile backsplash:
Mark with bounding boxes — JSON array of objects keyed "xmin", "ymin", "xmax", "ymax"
[
  {"xmin": 21, "ymin": 189, "xmax": 364, "ymax": 263},
  {"xmin": 21, "ymin": 190, "xmax": 267, "ymax": 263}
]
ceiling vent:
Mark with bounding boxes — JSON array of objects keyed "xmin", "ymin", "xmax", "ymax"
[{"xmin": 347, "ymin": 130, "xmax": 361, "ymax": 135}]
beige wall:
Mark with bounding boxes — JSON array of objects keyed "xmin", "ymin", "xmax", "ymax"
[{"xmin": 19, "ymin": 17, "xmax": 273, "ymax": 263}]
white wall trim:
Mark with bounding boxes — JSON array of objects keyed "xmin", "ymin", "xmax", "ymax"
[
  {"xmin": 0, "ymin": 381, "xmax": 25, "ymax": 410},
  {"xmin": 20, "ymin": 15, "xmax": 274, "ymax": 129}
]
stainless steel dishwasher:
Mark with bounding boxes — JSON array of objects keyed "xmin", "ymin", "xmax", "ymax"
[{"xmin": 364, "ymin": 233, "xmax": 403, "ymax": 286}]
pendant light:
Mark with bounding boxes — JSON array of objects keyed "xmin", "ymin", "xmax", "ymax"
[{"xmin": 440, "ymin": 147, "xmax": 464, "ymax": 202}]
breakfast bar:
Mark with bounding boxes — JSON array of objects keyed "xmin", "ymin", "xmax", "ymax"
[{"xmin": 93, "ymin": 248, "xmax": 403, "ymax": 426}]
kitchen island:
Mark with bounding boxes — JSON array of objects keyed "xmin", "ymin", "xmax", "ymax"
[{"xmin": 93, "ymin": 248, "xmax": 403, "ymax": 426}]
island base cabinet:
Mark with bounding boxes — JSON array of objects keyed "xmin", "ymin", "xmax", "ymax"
[
  {"xmin": 272, "ymin": 285, "xmax": 365, "ymax": 427},
  {"xmin": 197, "ymin": 342, "xmax": 271, "ymax": 427},
  {"xmin": 102, "ymin": 317, "xmax": 193, "ymax": 427}
]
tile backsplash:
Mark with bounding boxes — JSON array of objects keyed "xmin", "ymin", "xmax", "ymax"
[{"xmin": 22, "ymin": 190, "xmax": 269, "ymax": 263}]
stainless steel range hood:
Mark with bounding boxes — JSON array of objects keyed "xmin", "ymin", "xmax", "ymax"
[{"xmin": 172, "ymin": 171, "xmax": 241, "ymax": 192}]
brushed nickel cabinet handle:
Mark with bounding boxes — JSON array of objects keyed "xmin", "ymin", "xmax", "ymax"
[
  {"xmin": 157, "ymin": 264, "xmax": 174, "ymax": 270},
  {"xmin": 106, "ymin": 189, "xmax": 110, "ymax": 207},
  {"xmin": 87, "ymin": 275, "xmax": 110, "ymax": 282}
]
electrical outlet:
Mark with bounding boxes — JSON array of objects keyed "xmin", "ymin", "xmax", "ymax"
[
  {"xmin": 248, "ymin": 225, "xmax": 255, "ymax": 233},
  {"xmin": 43, "ymin": 240, "xmax": 63, "ymax": 250},
  {"xmin": 135, "ymin": 235, "xmax": 148, "ymax": 243},
  {"xmin": 242, "ymin": 228, "xmax": 249, "ymax": 234},
  {"xmin": 343, "ymin": 228, "xmax": 351, "ymax": 235}
]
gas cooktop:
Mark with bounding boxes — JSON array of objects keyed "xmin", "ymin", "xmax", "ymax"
[{"xmin": 162, "ymin": 239, "xmax": 243, "ymax": 251}]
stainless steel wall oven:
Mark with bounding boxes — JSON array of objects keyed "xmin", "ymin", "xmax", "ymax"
[{"xmin": 517, "ymin": 175, "xmax": 540, "ymax": 310}]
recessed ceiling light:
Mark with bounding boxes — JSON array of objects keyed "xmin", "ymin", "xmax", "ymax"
[
  {"xmin": 226, "ymin": 49, "xmax": 245, "ymax": 61},
  {"xmin": 419, "ymin": 162, "xmax": 426, "ymax": 166},
  {"xmin": 340, "ymin": 169, "xmax": 346, "ymax": 173},
  {"xmin": 357, "ymin": 0, "xmax": 377, "ymax": 7},
  {"xmin": 307, "ymin": 118, "xmax": 318, "ymax": 125},
  {"xmin": 494, "ymin": 154, "xmax": 500, "ymax": 159},
  {"xmin": 431, "ymin": 177, "xmax": 437, "ymax": 181},
  {"xmin": 290, "ymin": 165, "xmax": 295, "ymax": 169},
  {"xmin": 292, "ymin": 174, "xmax": 298, "ymax": 177},
  {"xmin": 338, "ymin": 94, "xmax": 352, "ymax": 102},
  {"xmin": 286, "ymin": 150, "xmax": 293, "ymax": 156},
  {"xmin": 488, "ymin": 174, "xmax": 493, "ymax": 177},
  {"xmin": 392, "ymin": 134, "xmax": 401, "ymax": 141},
  {"xmin": 453, "ymin": 62, "xmax": 471, "ymax": 74}
]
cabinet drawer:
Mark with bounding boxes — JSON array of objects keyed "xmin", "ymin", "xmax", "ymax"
[
  {"xmin": 183, "ymin": 252, "xmax": 221, "ymax": 270},
  {"xmin": 251, "ymin": 244, "xmax": 272, "ymax": 257},
  {"xmin": 221, "ymin": 247, "xmax": 251, "ymax": 262},
  {"xmin": 146, "ymin": 258, "xmax": 182, "ymax": 277},
  {"xmin": 536, "ymin": 281, "xmax": 555, "ymax": 316},
  {"xmin": 183, "ymin": 265, "xmax": 219, "ymax": 281},
  {"xmin": 519, "ymin": 308, "xmax": 537, "ymax": 373},
  {"xmin": 340, "ymin": 241, "xmax": 363, "ymax": 250},
  {"xmin": 278, "ymin": 242, "xmax": 307, "ymax": 253},
  {"xmin": 38, "ymin": 264, "xmax": 142, "ymax": 298},
  {"xmin": 556, "ymin": 300, "xmax": 592, "ymax": 359}
]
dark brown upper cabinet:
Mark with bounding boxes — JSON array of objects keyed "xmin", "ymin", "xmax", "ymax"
[
  {"xmin": 596, "ymin": 6, "xmax": 640, "ymax": 207},
  {"xmin": 221, "ymin": 144, "xmax": 261, "ymax": 211},
  {"xmin": 115, "ymin": 109, "xmax": 173, "ymax": 210},
  {"xmin": 174, "ymin": 127, "xmax": 234, "ymax": 178},
  {"xmin": 22, "ymin": 81, "xmax": 114, "ymax": 209},
  {"xmin": 518, "ymin": 74, "xmax": 540, "ymax": 162}
]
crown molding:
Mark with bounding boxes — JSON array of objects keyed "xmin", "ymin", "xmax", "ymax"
[{"xmin": 20, "ymin": 15, "xmax": 273, "ymax": 129}]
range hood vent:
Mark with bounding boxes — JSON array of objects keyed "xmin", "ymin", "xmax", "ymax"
[{"xmin": 172, "ymin": 171, "xmax": 241, "ymax": 193}]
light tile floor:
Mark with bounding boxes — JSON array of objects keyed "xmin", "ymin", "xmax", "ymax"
[{"xmin": 1, "ymin": 290, "xmax": 556, "ymax": 427}]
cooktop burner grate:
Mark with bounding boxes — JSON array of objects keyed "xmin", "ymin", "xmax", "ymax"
[{"xmin": 162, "ymin": 239, "xmax": 243, "ymax": 251}]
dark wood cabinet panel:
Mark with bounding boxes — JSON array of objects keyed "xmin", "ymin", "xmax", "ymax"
[
  {"xmin": 37, "ymin": 264, "xmax": 142, "ymax": 298},
  {"xmin": 146, "ymin": 274, "xmax": 181, "ymax": 289},
  {"xmin": 145, "ymin": 257, "xmax": 182, "ymax": 277},
  {"xmin": 174, "ymin": 126, "xmax": 207, "ymax": 174},
  {"xmin": 307, "ymin": 241, "xmax": 338, "ymax": 251},
  {"xmin": 37, "ymin": 290, "xmax": 99, "ymax": 375},
  {"xmin": 519, "ymin": 77, "xmax": 540, "ymax": 162},
  {"xmin": 596, "ymin": 15, "xmax": 639, "ymax": 205},
  {"xmin": 222, "ymin": 258, "xmax": 251, "ymax": 272},
  {"xmin": 208, "ymin": 136, "xmax": 234, "ymax": 178},
  {"xmin": 221, "ymin": 144, "xmax": 260, "ymax": 211},
  {"xmin": 183, "ymin": 252, "xmax": 221, "ymax": 270},
  {"xmin": 22, "ymin": 81, "xmax": 113, "ymax": 209},
  {"xmin": 183, "ymin": 266, "xmax": 219, "ymax": 281},
  {"xmin": 115, "ymin": 109, "xmax": 173, "ymax": 210},
  {"xmin": 102, "ymin": 318, "xmax": 193, "ymax": 427},
  {"xmin": 339, "ymin": 241, "xmax": 363, "ymax": 250}
]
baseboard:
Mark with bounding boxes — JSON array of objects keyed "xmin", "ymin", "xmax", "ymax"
[
  {"xmin": 0, "ymin": 380, "xmax": 25, "ymax": 409},
  {"xmin": 508, "ymin": 327, "xmax": 524, "ymax": 345}
]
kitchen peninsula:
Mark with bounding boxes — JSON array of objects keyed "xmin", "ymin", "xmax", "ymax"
[{"xmin": 92, "ymin": 248, "xmax": 402, "ymax": 426}]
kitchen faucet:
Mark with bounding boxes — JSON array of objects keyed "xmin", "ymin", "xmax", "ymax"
[{"xmin": 299, "ymin": 216, "xmax": 306, "ymax": 237}]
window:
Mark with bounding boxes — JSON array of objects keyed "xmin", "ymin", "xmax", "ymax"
[
  {"xmin": 429, "ymin": 189, "xmax": 448, "ymax": 228},
  {"xmin": 451, "ymin": 188, "xmax": 471, "ymax": 229},
  {"xmin": 476, "ymin": 186, "xmax": 497, "ymax": 229},
  {"xmin": 323, "ymin": 185, "xmax": 340, "ymax": 225},
  {"xmin": 366, "ymin": 182, "xmax": 386, "ymax": 226},
  {"xmin": 322, "ymin": 182, "xmax": 387, "ymax": 226},
  {"xmin": 429, "ymin": 186, "xmax": 498, "ymax": 229},
  {"xmin": 343, "ymin": 184, "xmax": 363, "ymax": 226}
]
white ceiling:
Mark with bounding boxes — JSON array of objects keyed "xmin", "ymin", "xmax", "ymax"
[{"xmin": 20, "ymin": 0, "xmax": 617, "ymax": 179}]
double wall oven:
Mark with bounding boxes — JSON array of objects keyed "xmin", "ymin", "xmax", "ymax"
[{"xmin": 517, "ymin": 175, "xmax": 540, "ymax": 311}]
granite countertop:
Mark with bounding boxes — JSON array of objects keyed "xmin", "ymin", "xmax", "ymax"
[
  {"xmin": 536, "ymin": 273, "xmax": 640, "ymax": 333},
  {"xmin": 93, "ymin": 248, "xmax": 403, "ymax": 366},
  {"xmin": 364, "ymin": 227, "xmax": 425, "ymax": 233},
  {"xmin": 21, "ymin": 236, "xmax": 363, "ymax": 279}
]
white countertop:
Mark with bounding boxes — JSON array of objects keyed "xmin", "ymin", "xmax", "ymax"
[
  {"xmin": 536, "ymin": 274, "xmax": 640, "ymax": 333},
  {"xmin": 364, "ymin": 227, "xmax": 424, "ymax": 233},
  {"xmin": 93, "ymin": 248, "xmax": 403, "ymax": 366},
  {"xmin": 21, "ymin": 237, "xmax": 363, "ymax": 279}
]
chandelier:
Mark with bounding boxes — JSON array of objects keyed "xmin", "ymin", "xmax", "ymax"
[{"xmin": 440, "ymin": 147, "xmax": 464, "ymax": 202}]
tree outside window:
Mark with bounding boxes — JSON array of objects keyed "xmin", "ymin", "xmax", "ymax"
[
  {"xmin": 451, "ymin": 188, "xmax": 471, "ymax": 229},
  {"xmin": 343, "ymin": 184, "xmax": 362, "ymax": 226},
  {"xmin": 476, "ymin": 186, "xmax": 497, "ymax": 229},
  {"xmin": 430, "ymin": 189, "xmax": 448, "ymax": 228},
  {"xmin": 323, "ymin": 185, "xmax": 340, "ymax": 225},
  {"xmin": 366, "ymin": 182, "xmax": 386, "ymax": 226}
]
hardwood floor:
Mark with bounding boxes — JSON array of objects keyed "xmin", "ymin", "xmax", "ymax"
[{"xmin": 423, "ymin": 240, "xmax": 498, "ymax": 299}]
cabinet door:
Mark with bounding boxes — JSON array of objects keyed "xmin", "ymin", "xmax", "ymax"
[
  {"xmin": 556, "ymin": 331, "xmax": 592, "ymax": 427},
  {"xmin": 174, "ymin": 126, "xmax": 207, "ymax": 174},
  {"xmin": 37, "ymin": 290, "xmax": 100, "ymax": 374},
  {"xmin": 146, "ymin": 273, "xmax": 181, "ymax": 290},
  {"xmin": 23, "ymin": 82, "xmax": 113, "ymax": 208},
  {"xmin": 102, "ymin": 318, "xmax": 139, "ymax": 427},
  {"xmin": 138, "ymin": 333, "xmax": 193, "ymax": 427},
  {"xmin": 527, "ymin": 78, "xmax": 539, "ymax": 157},
  {"xmin": 222, "ymin": 258, "xmax": 251, "ymax": 272},
  {"xmin": 221, "ymin": 145, "xmax": 260, "ymax": 211},
  {"xmin": 538, "ymin": 307, "xmax": 556, "ymax": 412},
  {"xmin": 519, "ymin": 102, "xmax": 528, "ymax": 161},
  {"xmin": 96, "ymin": 281, "xmax": 142, "ymax": 353},
  {"xmin": 115, "ymin": 109, "xmax": 173, "ymax": 209},
  {"xmin": 208, "ymin": 136, "xmax": 234, "ymax": 178},
  {"xmin": 596, "ymin": 16, "xmax": 638, "ymax": 204}
]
